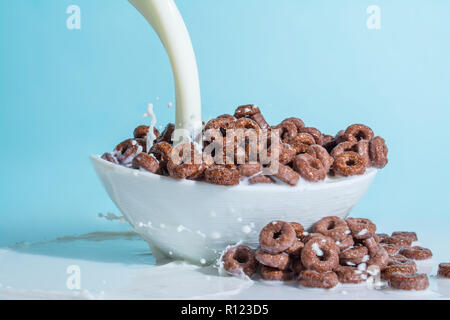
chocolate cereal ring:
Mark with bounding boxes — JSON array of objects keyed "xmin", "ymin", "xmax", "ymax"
[
  {"xmin": 234, "ymin": 104, "xmax": 261, "ymax": 118},
  {"xmin": 101, "ymin": 152, "xmax": 118, "ymax": 164},
  {"xmin": 388, "ymin": 273, "xmax": 429, "ymax": 291},
  {"xmin": 275, "ymin": 121, "xmax": 298, "ymax": 142},
  {"xmin": 166, "ymin": 143, "xmax": 202, "ymax": 179},
  {"xmin": 307, "ymin": 144, "xmax": 334, "ymax": 172},
  {"xmin": 251, "ymin": 112, "xmax": 270, "ymax": 130},
  {"xmin": 259, "ymin": 221, "xmax": 296, "ymax": 254},
  {"xmin": 367, "ymin": 247, "xmax": 389, "ymax": 270},
  {"xmin": 270, "ymin": 163, "xmax": 300, "ymax": 186},
  {"xmin": 260, "ymin": 265, "xmax": 295, "ymax": 281},
  {"xmin": 313, "ymin": 216, "xmax": 349, "ymax": 241},
  {"xmin": 290, "ymin": 222, "xmax": 308, "ymax": 243},
  {"xmin": 293, "ymin": 154, "xmax": 326, "ymax": 182},
  {"xmin": 369, "ymin": 136, "xmax": 388, "ymax": 168},
  {"xmin": 438, "ymin": 263, "xmax": 450, "ymax": 278},
  {"xmin": 287, "ymin": 133, "xmax": 315, "ymax": 154},
  {"xmin": 132, "ymin": 153, "xmax": 161, "ymax": 174},
  {"xmin": 248, "ymin": 174, "xmax": 274, "ymax": 184},
  {"xmin": 362, "ymin": 237, "xmax": 380, "ymax": 257},
  {"xmin": 298, "ymin": 127, "xmax": 324, "ymax": 145},
  {"xmin": 155, "ymin": 123, "xmax": 175, "ymax": 144},
  {"xmin": 381, "ymin": 243, "xmax": 401, "ymax": 257},
  {"xmin": 399, "ymin": 246, "xmax": 432, "ymax": 260},
  {"xmin": 283, "ymin": 117, "xmax": 305, "ymax": 131},
  {"xmin": 332, "ymin": 151, "xmax": 366, "ymax": 177},
  {"xmin": 133, "ymin": 125, "xmax": 160, "ymax": 140},
  {"xmin": 222, "ymin": 245, "xmax": 258, "ymax": 277},
  {"xmin": 301, "ymin": 236, "xmax": 340, "ymax": 272},
  {"xmin": 238, "ymin": 163, "xmax": 262, "ymax": 177},
  {"xmin": 255, "ymin": 249, "xmax": 291, "ymax": 270},
  {"xmin": 335, "ymin": 235, "xmax": 354, "ymax": 251},
  {"xmin": 285, "ymin": 239, "xmax": 305, "ymax": 257},
  {"xmin": 279, "ymin": 143, "xmax": 297, "ymax": 165},
  {"xmin": 382, "ymin": 263, "xmax": 418, "ymax": 280},
  {"xmin": 346, "ymin": 217, "xmax": 376, "ymax": 240},
  {"xmin": 339, "ymin": 245, "xmax": 369, "ymax": 266},
  {"xmin": 343, "ymin": 124, "xmax": 374, "ymax": 142},
  {"xmin": 391, "ymin": 232, "xmax": 418, "ymax": 243},
  {"xmin": 386, "ymin": 236, "xmax": 412, "ymax": 247},
  {"xmin": 377, "ymin": 233, "xmax": 390, "ymax": 243},
  {"xmin": 114, "ymin": 139, "xmax": 142, "ymax": 165},
  {"xmin": 334, "ymin": 265, "xmax": 367, "ymax": 284},
  {"xmin": 204, "ymin": 165, "xmax": 240, "ymax": 186},
  {"xmin": 299, "ymin": 270, "xmax": 339, "ymax": 289}
]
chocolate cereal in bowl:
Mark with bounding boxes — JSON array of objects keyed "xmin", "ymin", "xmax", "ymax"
[{"xmin": 91, "ymin": 104, "xmax": 387, "ymax": 264}]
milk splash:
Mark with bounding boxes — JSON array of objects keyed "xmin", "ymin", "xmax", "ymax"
[{"xmin": 143, "ymin": 103, "xmax": 157, "ymax": 151}]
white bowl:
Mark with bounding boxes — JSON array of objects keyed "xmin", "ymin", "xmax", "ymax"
[{"xmin": 91, "ymin": 155, "xmax": 377, "ymax": 264}]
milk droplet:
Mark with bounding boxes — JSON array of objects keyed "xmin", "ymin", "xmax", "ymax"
[
  {"xmin": 200, "ymin": 258, "xmax": 206, "ymax": 265},
  {"xmin": 241, "ymin": 225, "xmax": 252, "ymax": 234}
]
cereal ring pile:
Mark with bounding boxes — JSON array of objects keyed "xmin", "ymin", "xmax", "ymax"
[
  {"xmin": 102, "ymin": 105, "xmax": 389, "ymax": 186},
  {"xmin": 222, "ymin": 217, "xmax": 437, "ymax": 291}
]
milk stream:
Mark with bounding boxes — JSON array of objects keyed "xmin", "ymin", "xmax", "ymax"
[{"xmin": 129, "ymin": 0, "xmax": 202, "ymax": 144}]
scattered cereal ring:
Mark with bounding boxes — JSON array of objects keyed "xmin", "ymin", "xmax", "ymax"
[
  {"xmin": 332, "ymin": 151, "xmax": 366, "ymax": 177},
  {"xmin": 259, "ymin": 221, "xmax": 296, "ymax": 254},
  {"xmin": 386, "ymin": 236, "xmax": 412, "ymax": 247},
  {"xmin": 156, "ymin": 123, "xmax": 175, "ymax": 144},
  {"xmin": 248, "ymin": 174, "xmax": 274, "ymax": 184},
  {"xmin": 298, "ymin": 127, "xmax": 324, "ymax": 145},
  {"xmin": 438, "ymin": 263, "xmax": 450, "ymax": 278},
  {"xmin": 399, "ymin": 246, "xmax": 432, "ymax": 261},
  {"xmin": 275, "ymin": 121, "xmax": 298, "ymax": 142},
  {"xmin": 301, "ymin": 236, "xmax": 340, "ymax": 272},
  {"xmin": 283, "ymin": 117, "xmax": 305, "ymax": 131},
  {"xmin": 234, "ymin": 104, "xmax": 261, "ymax": 118},
  {"xmin": 260, "ymin": 265, "xmax": 295, "ymax": 281},
  {"xmin": 299, "ymin": 270, "xmax": 339, "ymax": 289},
  {"xmin": 204, "ymin": 165, "xmax": 240, "ymax": 186},
  {"xmin": 362, "ymin": 237, "xmax": 380, "ymax": 257},
  {"xmin": 369, "ymin": 136, "xmax": 388, "ymax": 168},
  {"xmin": 339, "ymin": 245, "xmax": 369, "ymax": 266},
  {"xmin": 313, "ymin": 216, "xmax": 349, "ymax": 241},
  {"xmin": 307, "ymin": 144, "xmax": 334, "ymax": 172},
  {"xmin": 167, "ymin": 143, "xmax": 202, "ymax": 179},
  {"xmin": 287, "ymin": 133, "xmax": 315, "ymax": 154},
  {"xmin": 391, "ymin": 231, "xmax": 418, "ymax": 243},
  {"xmin": 388, "ymin": 273, "xmax": 429, "ymax": 291},
  {"xmin": 334, "ymin": 265, "xmax": 367, "ymax": 284},
  {"xmin": 367, "ymin": 247, "xmax": 389, "ymax": 270},
  {"xmin": 381, "ymin": 243, "xmax": 401, "ymax": 257},
  {"xmin": 222, "ymin": 245, "xmax": 258, "ymax": 277},
  {"xmin": 101, "ymin": 152, "xmax": 118, "ymax": 164},
  {"xmin": 133, "ymin": 153, "xmax": 161, "ymax": 174},
  {"xmin": 255, "ymin": 249, "xmax": 291, "ymax": 270},
  {"xmin": 238, "ymin": 163, "xmax": 262, "ymax": 177},
  {"xmin": 270, "ymin": 163, "xmax": 300, "ymax": 186},
  {"xmin": 293, "ymin": 154, "xmax": 326, "ymax": 182},
  {"xmin": 235, "ymin": 118, "xmax": 261, "ymax": 136},
  {"xmin": 346, "ymin": 217, "xmax": 376, "ymax": 240},
  {"xmin": 251, "ymin": 113, "xmax": 270, "ymax": 130},
  {"xmin": 343, "ymin": 124, "xmax": 374, "ymax": 142},
  {"xmin": 383, "ymin": 263, "xmax": 418, "ymax": 280},
  {"xmin": 114, "ymin": 139, "xmax": 142, "ymax": 165}
]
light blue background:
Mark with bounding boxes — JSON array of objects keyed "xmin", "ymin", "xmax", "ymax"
[{"xmin": 1, "ymin": 0, "xmax": 449, "ymax": 246}]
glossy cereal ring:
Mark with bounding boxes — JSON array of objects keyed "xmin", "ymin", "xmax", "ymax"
[
  {"xmin": 346, "ymin": 217, "xmax": 376, "ymax": 240},
  {"xmin": 388, "ymin": 273, "xmax": 429, "ymax": 291},
  {"xmin": 270, "ymin": 163, "xmax": 300, "ymax": 186},
  {"xmin": 391, "ymin": 232, "xmax": 418, "ymax": 243},
  {"xmin": 238, "ymin": 163, "xmax": 262, "ymax": 177},
  {"xmin": 339, "ymin": 245, "xmax": 369, "ymax": 266},
  {"xmin": 132, "ymin": 153, "xmax": 161, "ymax": 174},
  {"xmin": 298, "ymin": 127, "xmax": 324, "ymax": 145},
  {"xmin": 101, "ymin": 152, "xmax": 118, "ymax": 164},
  {"xmin": 234, "ymin": 104, "xmax": 261, "ymax": 118},
  {"xmin": 334, "ymin": 265, "xmax": 367, "ymax": 284},
  {"xmin": 167, "ymin": 143, "xmax": 202, "ymax": 179},
  {"xmin": 399, "ymin": 246, "xmax": 432, "ymax": 260},
  {"xmin": 287, "ymin": 133, "xmax": 315, "ymax": 154},
  {"xmin": 260, "ymin": 265, "xmax": 295, "ymax": 281},
  {"xmin": 332, "ymin": 141, "xmax": 370, "ymax": 168},
  {"xmin": 204, "ymin": 165, "xmax": 240, "ymax": 186},
  {"xmin": 156, "ymin": 123, "xmax": 175, "ymax": 144},
  {"xmin": 335, "ymin": 235, "xmax": 354, "ymax": 251},
  {"xmin": 307, "ymin": 144, "xmax": 334, "ymax": 172},
  {"xmin": 279, "ymin": 143, "xmax": 297, "ymax": 165},
  {"xmin": 301, "ymin": 236, "xmax": 340, "ymax": 272},
  {"xmin": 388, "ymin": 254, "xmax": 414, "ymax": 266},
  {"xmin": 235, "ymin": 117, "xmax": 261, "ymax": 135},
  {"xmin": 292, "ymin": 154, "xmax": 326, "ymax": 182},
  {"xmin": 275, "ymin": 121, "xmax": 298, "ymax": 142},
  {"xmin": 248, "ymin": 174, "xmax": 274, "ymax": 184},
  {"xmin": 298, "ymin": 270, "xmax": 339, "ymax": 289},
  {"xmin": 367, "ymin": 247, "xmax": 389, "ymax": 270},
  {"xmin": 362, "ymin": 237, "xmax": 380, "ymax": 257},
  {"xmin": 255, "ymin": 249, "xmax": 291, "ymax": 270},
  {"xmin": 313, "ymin": 216, "xmax": 349, "ymax": 241},
  {"xmin": 382, "ymin": 263, "xmax": 418, "ymax": 280},
  {"xmin": 149, "ymin": 141, "xmax": 173, "ymax": 163},
  {"xmin": 251, "ymin": 112, "xmax": 270, "ymax": 130},
  {"xmin": 381, "ymin": 243, "xmax": 401, "ymax": 257},
  {"xmin": 283, "ymin": 117, "xmax": 305, "ymax": 131},
  {"xmin": 259, "ymin": 221, "xmax": 296, "ymax": 254},
  {"xmin": 114, "ymin": 139, "xmax": 143, "ymax": 165},
  {"xmin": 438, "ymin": 263, "xmax": 450, "ymax": 278},
  {"xmin": 343, "ymin": 124, "xmax": 374, "ymax": 142},
  {"xmin": 222, "ymin": 245, "xmax": 258, "ymax": 277},
  {"xmin": 386, "ymin": 236, "xmax": 412, "ymax": 247},
  {"xmin": 369, "ymin": 136, "xmax": 388, "ymax": 168},
  {"xmin": 217, "ymin": 114, "xmax": 236, "ymax": 121},
  {"xmin": 133, "ymin": 125, "xmax": 160, "ymax": 140},
  {"xmin": 332, "ymin": 151, "xmax": 366, "ymax": 177}
]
